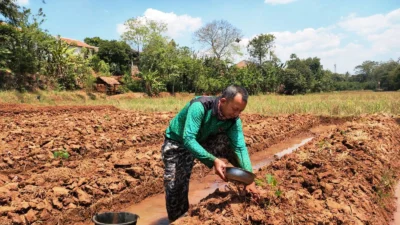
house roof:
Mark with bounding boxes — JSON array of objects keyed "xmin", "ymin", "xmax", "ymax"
[
  {"xmin": 60, "ymin": 37, "xmax": 99, "ymax": 50},
  {"xmin": 235, "ymin": 60, "xmax": 250, "ymax": 68},
  {"xmin": 98, "ymin": 77, "xmax": 120, "ymax": 85}
]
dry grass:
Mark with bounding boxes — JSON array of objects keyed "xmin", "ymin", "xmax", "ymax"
[{"xmin": 1, "ymin": 90, "xmax": 399, "ymax": 116}]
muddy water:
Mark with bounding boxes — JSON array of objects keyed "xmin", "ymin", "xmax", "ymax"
[
  {"xmin": 124, "ymin": 134, "xmax": 316, "ymax": 225},
  {"xmin": 390, "ymin": 182, "xmax": 400, "ymax": 225}
]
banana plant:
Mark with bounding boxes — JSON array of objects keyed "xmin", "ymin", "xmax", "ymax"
[{"xmin": 140, "ymin": 69, "xmax": 164, "ymax": 96}]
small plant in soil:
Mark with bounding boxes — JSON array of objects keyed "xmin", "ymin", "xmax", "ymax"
[
  {"xmin": 255, "ymin": 174, "xmax": 283, "ymax": 197},
  {"xmin": 375, "ymin": 169, "xmax": 395, "ymax": 206},
  {"xmin": 266, "ymin": 174, "xmax": 282, "ymax": 198},
  {"xmin": 94, "ymin": 125, "xmax": 103, "ymax": 132},
  {"xmin": 53, "ymin": 149, "xmax": 70, "ymax": 159},
  {"xmin": 254, "ymin": 178, "xmax": 265, "ymax": 187}
]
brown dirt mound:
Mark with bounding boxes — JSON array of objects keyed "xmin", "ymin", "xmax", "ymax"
[
  {"xmin": 0, "ymin": 104, "xmax": 337, "ymax": 225},
  {"xmin": 175, "ymin": 114, "xmax": 400, "ymax": 225}
]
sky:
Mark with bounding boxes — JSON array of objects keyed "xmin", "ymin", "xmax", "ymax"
[{"xmin": 15, "ymin": 0, "xmax": 400, "ymax": 74}]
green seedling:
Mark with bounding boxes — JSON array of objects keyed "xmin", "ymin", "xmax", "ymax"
[
  {"xmin": 53, "ymin": 149, "xmax": 70, "ymax": 159},
  {"xmin": 254, "ymin": 178, "xmax": 266, "ymax": 187},
  {"xmin": 266, "ymin": 174, "xmax": 282, "ymax": 198},
  {"xmin": 266, "ymin": 174, "xmax": 277, "ymax": 186},
  {"xmin": 275, "ymin": 189, "xmax": 282, "ymax": 197},
  {"xmin": 375, "ymin": 169, "xmax": 395, "ymax": 206}
]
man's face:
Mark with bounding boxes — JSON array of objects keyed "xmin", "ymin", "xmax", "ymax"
[{"xmin": 220, "ymin": 93, "xmax": 247, "ymax": 119}]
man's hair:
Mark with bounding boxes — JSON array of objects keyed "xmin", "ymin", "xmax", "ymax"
[{"xmin": 221, "ymin": 85, "xmax": 249, "ymax": 103}]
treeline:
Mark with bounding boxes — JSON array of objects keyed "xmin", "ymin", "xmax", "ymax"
[{"xmin": 1, "ymin": 1, "xmax": 399, "ymax": 95}]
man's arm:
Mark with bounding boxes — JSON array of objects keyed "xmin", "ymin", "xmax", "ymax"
[
  {"xmin": 182, "ymin": 102, "xmax": 216, "ymax": 168},
  {"xmin": 226, "ymin": 118, "xmax": 253, "ymax": 172},
  {"xmin": 227, "ymin": 119, "xmax": 259, "ymax": 195}
]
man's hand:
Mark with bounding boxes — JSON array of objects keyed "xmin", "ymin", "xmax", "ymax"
[
  {"xmin": 245, "ymin": 182, "xmax": 260, "ymax": 198},
  {"xmin": 213, "ymin": 158, "xmax": 227, "ymax": 181}
]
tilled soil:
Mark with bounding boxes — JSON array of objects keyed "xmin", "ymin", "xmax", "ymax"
[
  {"xmin": 175, "ymin": 114, "xmax": 400, "ymax": 225},
  {"xmin": 0, "ymin": 104, "xmax": 325, "ymax": 225}
]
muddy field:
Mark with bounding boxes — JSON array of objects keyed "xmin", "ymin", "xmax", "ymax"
[
  {"xmin": 176, "ymin": 115, "xmax": 400, "ymax": 225},
  {"xmin": 0, "ymin": 104, "xmax": 333, "ymax": 225}
]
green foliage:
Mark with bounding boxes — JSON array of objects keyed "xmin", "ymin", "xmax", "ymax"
[
  {"xmin": 46, "ymin": 38, "xmax": 93, "ymax": 90},
  {"xmin": 2, "ymin": 2, "xmax": 399, "ymax": 96},
  {"xmin": 140, "ymin": 69, "xmax": 165, "ymax": 96},
  {"xmin": 85, "ymin": 37, "xmax": 136, "ymax": 75},
  {"xmin": 345, "ymin": 60, "xmax": 400, "ymax": 91},
  {"xmin": 1, "ymin": 8, "xmax": 55, "ymax": 91},
  {"xmin": 254, "ymin": 178, "xmax": 265, "ymax": 187},
  {"xmin": 0, "ymin": 4, "xmax": 94, "ymax": 91},
  {"xmin": 89, "ymin": 55, "xmax": 111, "ymax": 76},
  {"xmin": 53, "ymin": 149, "xmax": 69, "ymax": 159},
  {"xmin": 274, "ymin": 189, "xmax": 282, "ymax": 197},
  {"xmin": 265, "ymin": 174, "xmax": 282, "ymax": 198},
  {"xmin": 279, "ymin": 68, "xmax": 307, "ymax": 94},
  {"xmin": 266, "ymin": 174, "xmax": 277, "ymax": 186},
  {"xmin": 375, "ymin": 169, "xmax": 396, "ymax": 205},
  {"xmin": 121, "ymin": 17, "xmax": 167, "ymax": 53},
  {"xmin": 0, "ymin": 0, "xmax": 22, "ymax": 24},
  {"xmin": 83, "ymin": 73, "xmax": 96, "ymax": 92},
  {"xmin": 247, "ymin": 34, "xmax": 276, "ymax": 65},
  {"xmin": 121, "ymin": 72, "xmax": 143, "ymax": 92}
]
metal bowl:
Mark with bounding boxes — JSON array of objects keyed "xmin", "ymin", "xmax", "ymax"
[{"xmin": 224, "ymin": 167, "xmax": 255, "ymax": 185}]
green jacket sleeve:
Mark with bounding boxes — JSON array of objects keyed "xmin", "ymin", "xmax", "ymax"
[
  {"xmin": 182, "ymin": 102, "xmax": 216, "ymax": 168},
  {"xmin": 226, "ymin": 118, "xmax": 253, "ymax": 172}
]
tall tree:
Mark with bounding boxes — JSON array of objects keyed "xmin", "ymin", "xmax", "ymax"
[
  {"xmin": 0, "ymin": 0, "xmax": 22, "ymax": 24},
  {"xmin": 121, "ymin": 17, "xmax": 167, "ymax": 53},
  {"xmin": 83, "ymin": 36, "xmax": 103, "ymax": 47},
  {"xmin": 354, "ymin": 60, "xmax": 378, "ymax": 82},
  {"xmin": 84, "ymin": 37, "xmax": 137, "ymax": 75},
  {"xmin": 194, "ymin": 19, "xmax": 243, "ymax": 60},
  {"xmin": 247, "ymin": 34, "xmax": 275, "ymax": 65}
]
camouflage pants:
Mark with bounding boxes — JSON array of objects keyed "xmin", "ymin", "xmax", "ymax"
[{"xmin": 161, "ymin": 134, "xmax": 239, "ymax": 221}]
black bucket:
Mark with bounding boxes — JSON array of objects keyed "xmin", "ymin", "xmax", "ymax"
[{"xmin": 92, "ymin": 212, "xmax": 139, "ymax": 225}]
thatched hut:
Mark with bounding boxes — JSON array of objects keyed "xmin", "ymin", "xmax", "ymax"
[{"xmin": 95, "ymin": 77, "xmax": 121, "ymax": 95}]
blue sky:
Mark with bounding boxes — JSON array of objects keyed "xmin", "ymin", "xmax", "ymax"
[{"xmin": 16, "ymin": 0, "xmax": 400, "ymax": 74}]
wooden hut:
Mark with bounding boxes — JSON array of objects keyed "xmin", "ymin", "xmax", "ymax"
[{"xmin": 95, "ymin": 77, "xmax": 121, "ymax": 95}]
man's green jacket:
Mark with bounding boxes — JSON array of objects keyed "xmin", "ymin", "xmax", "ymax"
[{"xmin": 165, "ymin": 96, "xmax": 252, "ymax": 172}]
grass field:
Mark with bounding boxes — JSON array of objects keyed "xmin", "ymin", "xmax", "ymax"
[{"xmin": 0, "ymin": 90, "xmax": 399, "ymax": 116}]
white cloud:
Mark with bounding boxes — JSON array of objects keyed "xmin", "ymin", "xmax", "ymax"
[
  {"xmin": 116, "ymin": 24, "xmax": 127, "ymax": 35},
  {"xmin": 264, "ymin": 0, "xmax": 297, "ymax": 5},
  {"xmin": 237, "ymin": 37, "xmax": 251, "ymax": 49},
  {"xmin": 339, "ymin": 9, "xmax": 400, "ymax": 54},
  {"xmin": 317, "ymin": 43, "xmax": 375, "ymax": 74},
  {"xmin": 269, "ymin": 28, "xmax": 347, "ymax": 71},
  {"xmin": 272, "ymin": 33, "xmax": 376, "ymax": 73},
  {"xmin": 117, "ymin": 8, "xmax": 202, "ymax": 39},
  {"xmin": 367, "ymin": 25, "xmax": 400, "ymax": 53},
  {"xmin": 273, "ymin": 27, "xmax": 341, "ymax": 50},
  {"xmin": 15, "ymin": 0, "xmax": 29, "ymax": 6},
  {"xmin": 144, "ymin": 8, "xmax": 202, "ymax": 38},
  {"xmin": 238, "ymin": 8, "xmax": 400, "ymax": 73},
  {"xmin": 338, "ymin": 8, "xmax": 400, "ymax": 35}
]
